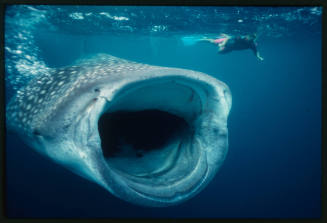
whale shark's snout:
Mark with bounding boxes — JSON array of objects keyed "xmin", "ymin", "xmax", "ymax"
[{"xmin": 6, "ymin": 54, "xmax": 232, "ymax": 206}]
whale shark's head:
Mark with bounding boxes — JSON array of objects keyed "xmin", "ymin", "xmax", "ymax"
[{"xmin": 6, "ymin": 54, "xmax": 232, "ymax": 206}]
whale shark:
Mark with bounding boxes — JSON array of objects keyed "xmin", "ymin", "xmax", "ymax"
[{"xmin": 6, "ymin": 54, "xmax": 232, "ymax": 207}]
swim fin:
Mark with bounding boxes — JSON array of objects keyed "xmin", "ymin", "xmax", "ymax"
[{"xmin": 181, "ymin": 35, "xmax": 206, "ymax": 46}]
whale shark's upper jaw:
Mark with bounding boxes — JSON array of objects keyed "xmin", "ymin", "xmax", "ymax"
[{"xmin": 6, "ymin": 54, "xmax": 231, "ymax": 207}]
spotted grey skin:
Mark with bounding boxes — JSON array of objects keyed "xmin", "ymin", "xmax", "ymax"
[{"xmin": 6, "ymin": 54, "xmax": 232, "ymax": 207}]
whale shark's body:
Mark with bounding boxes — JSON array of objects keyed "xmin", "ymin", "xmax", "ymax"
[{"xmin": 6, "ymin": 54, "xmax": 231, "ymax": 206}]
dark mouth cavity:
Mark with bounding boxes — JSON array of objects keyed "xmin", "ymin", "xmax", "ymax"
[{"xmin": 98, "ymin": 109, "xmax": 189, "ymax": 158}]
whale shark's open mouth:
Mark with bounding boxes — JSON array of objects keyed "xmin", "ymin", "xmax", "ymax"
[
  {"xmin": 99, "ymin": 109, "xmax": 195, "ymax": 181},
  {"xmin": 93, "ymin": 76, "xmax": 225, "ymax": 205},
  {"xmin": 98, "ymin": 106, "xmax": 205, "ymax": 196}
]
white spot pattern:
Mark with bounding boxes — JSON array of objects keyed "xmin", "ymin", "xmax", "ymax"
[{"xmin": 6, "ymin": 54, "xmax": 151, "ymax": 133}]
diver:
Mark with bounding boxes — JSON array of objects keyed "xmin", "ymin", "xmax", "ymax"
[{"xmin": 201, "ymin": 33, "xmax": 264, "ymax": 61}]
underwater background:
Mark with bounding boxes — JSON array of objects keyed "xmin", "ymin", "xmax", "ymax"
[{"xmin": 5, "ymin": 5, "xmax": 322, "ymax": 218}]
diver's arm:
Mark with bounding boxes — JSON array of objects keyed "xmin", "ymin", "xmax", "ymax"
[
  {"xmin": 250, "ymin": 43, "xmax": 264, "ymax": 61},
  {"xmin": 256, "ymin": 52, "xmax": 264, "ymax": 61}
]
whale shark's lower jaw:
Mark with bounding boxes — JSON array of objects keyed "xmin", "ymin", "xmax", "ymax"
[{"xmin": 83, "ymin": 73, "xmax": 231, "ymax": 207}]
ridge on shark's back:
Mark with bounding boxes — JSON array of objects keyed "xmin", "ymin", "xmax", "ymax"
[{"xmin": 6, "ymin": 53, "xmax": 232, "ymax": 207}]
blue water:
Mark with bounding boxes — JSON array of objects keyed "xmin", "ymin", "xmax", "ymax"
[{"xmin": 5, "ymin": 5, "xmax": 322, "ymax": 218}]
